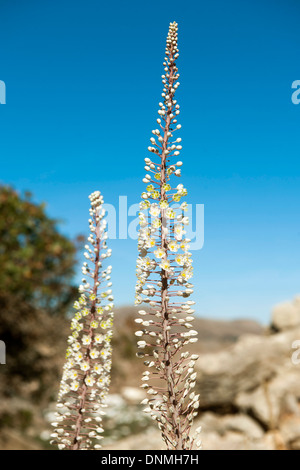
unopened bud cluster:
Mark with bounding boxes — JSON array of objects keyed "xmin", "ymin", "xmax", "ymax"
[
  {"xmin": 51, "ymin": 191, "xmax": 114, "ymax": 450},
  {"xmin": 135, "ymin": 22, "xmax": 201, "ymax": 450}
]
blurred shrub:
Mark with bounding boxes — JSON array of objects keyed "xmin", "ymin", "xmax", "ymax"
[
  {"xmin": 0, "ymin": 186, "xmax": 78, "ymax": 314},
  {"xmin": 0, "ymin": 185, "xmax": 80, "ymax": 401}
]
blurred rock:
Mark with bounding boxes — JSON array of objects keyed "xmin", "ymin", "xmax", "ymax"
[
  {"xmin": 236, "ymin": 368, "xmax": 300, "ymax": 428},
  {"xmin": 121, "ymin": 387, "xmax": 146, "ymax": 404},
  {"xmin": 196, "ymin": 327, "xmax": 300, "ymax": 410},
  {"xmin": 271, "ymin": 298, "xmax": 300, "ymax": 331},
  {"xmin": 280, "ymin": 415, "xmax": 300, "ymax": 449},
  {"xmin": 201, "ymin": 412, "xmax": 264, "ymax": 440},
  {"xmin": 103, "ymin": 427, "xmax": 163, "ymax": 450},
  {"xmin": 0, "ymin": 428, "xmax": 42, "ymax": 450},
  {"xmin": 236, "ymin": 386, "xmax": 279, "ymax": 429},
  {"xmin": 104, "ymin": 416, "xmax": 275, "ymax": 450}
]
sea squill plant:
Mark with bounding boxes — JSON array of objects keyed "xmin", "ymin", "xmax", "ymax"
[
  {"xmin": 134, "ymin": 22, "xmax": 201, "ymax": 450},
  {"xmin": 51, "ymin": 191, "xmax": 114, "ymax": 450}
]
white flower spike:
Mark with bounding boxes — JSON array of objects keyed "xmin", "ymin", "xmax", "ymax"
[
  {"xmin": 134, "ymin": 22, "xmax": 200, "ymax": 450},
  {"xmin": 51, "ymin": 191, "xmax": 113, "ymax": 450}
]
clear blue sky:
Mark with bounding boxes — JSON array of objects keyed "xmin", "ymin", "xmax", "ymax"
[{"xmin": 0, "ymin": 0, "xmax": 300, "ymax": 324}]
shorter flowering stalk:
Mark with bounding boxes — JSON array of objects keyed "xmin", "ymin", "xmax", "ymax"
[{"xmin": 51, "ymin": 191, "xmax": 114, "ymax": 450}]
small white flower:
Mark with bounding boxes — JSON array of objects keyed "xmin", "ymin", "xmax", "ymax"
[
  {"xmin": 159, "ymin": 259, "xmax": 171, "ymax": 272},
  {"xmin": 82, "ymin": 335, "xmax": 91, "ymax": 346},
  {"xmin": 150, "ymin": 204, "xmax": 161, "ymax": 217},
  {"xmin": 154, "ymin": 248, "xmax": 165, "ymax": 259},
  {"xmin": 175, "ymin": 254, "xmax": 186, "ymax": 266},
  {"xmin": 74, "ymin": 352, "xmax": 84, "ymax": 362},
  {"xmin": 85, "ymin": 376, "xmax": 95, "ymax": 387},
  {"xmin": 94, "ymin": 334, "xmax": 104, "ymax": 344},
  {"xmin": 80, "ymin": 361, "xmax": 90, "ymax": 372},
  {"xmin": 70, "ymin": 381, "xmax": 79, "ymax": 392},
  {"xmin": 94, "ymin": 364, "xmax": 103, "ymax": 375}
]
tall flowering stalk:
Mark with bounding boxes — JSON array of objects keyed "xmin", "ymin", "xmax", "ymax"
[
  {"xmin": 135, "ymin": 22, "xmax": 201, "ymax": 450},
  {"xmin": 51, "ymin": 191, "xmax": 114, "ymax": 450}
]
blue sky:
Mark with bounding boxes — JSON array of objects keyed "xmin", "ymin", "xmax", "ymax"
[{"xmin": 0, "ymin": 0, "xmax": 300, "ymax": 323}]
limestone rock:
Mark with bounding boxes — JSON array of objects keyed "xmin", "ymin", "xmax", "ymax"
[
  {"xmin": 271, "ymin": 297, "xmax": 300, "ymax": 331},
  {"xmin": 121, "ymin": 387, "xmax": 146, "ymax": 404},
  {"xmin": 195, "ymin": 328, "xmax": 300, "ymax": 408},
  {"xmin": 200, "ymin": 412, "xmax": 264, "ymax": 440},
  {"xmin": 280, "ymin": 415, "xmax": 300, "ymax": 449},
  {"xmin": 235, "ymin": 368, "xmax": 300, "ymax": 428}
]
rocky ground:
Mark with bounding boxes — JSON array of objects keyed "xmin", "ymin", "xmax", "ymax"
[{"xmin": 1, "ymin": 299, "xmax": 300, "ymax": 450}]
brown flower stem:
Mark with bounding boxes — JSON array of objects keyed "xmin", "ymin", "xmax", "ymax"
[{"xmin": 159, "ymin": 41, "xmax": 184, "ymax": 450}]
